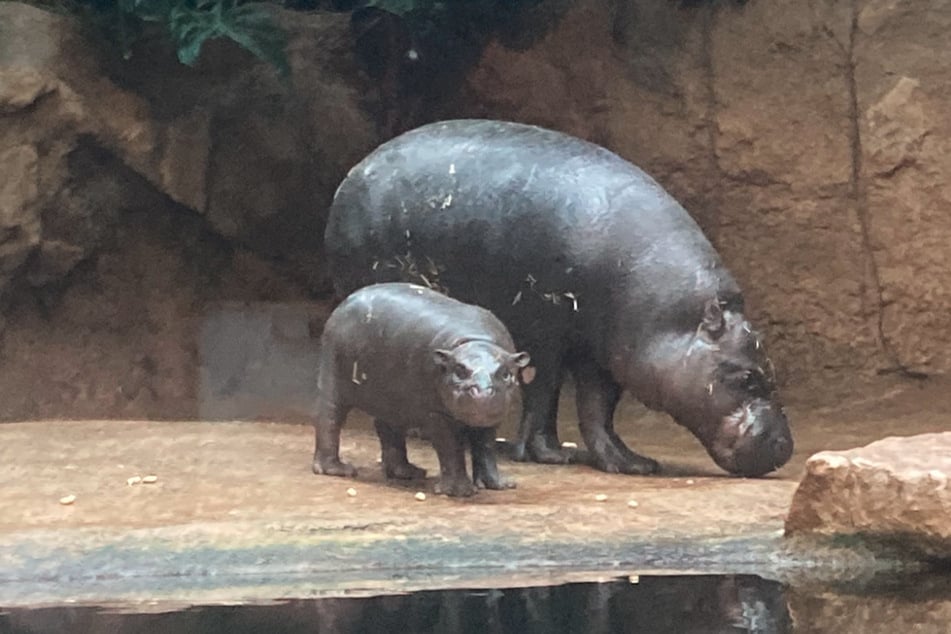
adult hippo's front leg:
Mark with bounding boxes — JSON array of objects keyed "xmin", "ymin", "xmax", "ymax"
[{"xmin": 570, "ymin": 355, "xmax": 659, "ymax": 475}]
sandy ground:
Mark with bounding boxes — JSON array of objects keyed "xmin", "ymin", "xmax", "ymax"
[{"xmin": 0, "ymin": 374, "xmax": 947, "ymax": 606}]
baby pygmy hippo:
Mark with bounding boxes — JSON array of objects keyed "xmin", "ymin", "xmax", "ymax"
[{"xmin": 312, "ymin": 282, "xmax": 532, "ymax": 497}]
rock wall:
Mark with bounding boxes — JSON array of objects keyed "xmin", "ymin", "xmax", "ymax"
[
  {"xmin": 1, "ymin": 0, "xmax": 950, "ymax": 420},
  {"xmin": 0, "ymin": 3, "xmax": 375, "ymax": 420},
  {"xmin": 459, "ymin": 0, "xmax": 951, "ymax": 391}
]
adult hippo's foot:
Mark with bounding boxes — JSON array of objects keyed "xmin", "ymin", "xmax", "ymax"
[
  {"xmin": 435, "ymin": 475, "xmax": 479, "ymax": 497},
  {"xmin": 496, "ymin": 433, "xmax": 577, "ymax": 464},
  {"xmin": 572, "ymin": 355, "xmax": 659, "ymax": 475},
  {"xmin": 386, "ymin": 462, "xmax": 427, "ymax": 480},
  {"xmin": 312, "ymin": 456, "xmax": 358, "ymax": 478},
  {"xmin": 587, "ymin": 441, "xmax": 659, "ymax": 475},
  {"xmin": 526, "ymin": 433, "xmax": 577, "ymax": 464}
]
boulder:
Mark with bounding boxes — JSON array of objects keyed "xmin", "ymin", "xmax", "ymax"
[{"xmin": 785, "ymin": 433, "xmax": 951, "ymax": 559}]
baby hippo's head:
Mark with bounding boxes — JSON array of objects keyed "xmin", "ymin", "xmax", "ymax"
[{"xmin": 433, "ymin": 341, "xmax": 532, "ymax": 428}]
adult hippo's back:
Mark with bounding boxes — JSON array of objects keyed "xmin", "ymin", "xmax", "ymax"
[{"xmin": 325, "ymin": 119, "xmax": 793, "ymax": 477}]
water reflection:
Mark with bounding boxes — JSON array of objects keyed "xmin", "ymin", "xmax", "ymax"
[{"xmin": 0, "ymin": 574, "xmax": 791, "ymax": 634}]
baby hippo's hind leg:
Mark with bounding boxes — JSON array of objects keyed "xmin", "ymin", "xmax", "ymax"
[
  {"xmin": 469, "ymin": 427, "xmax": 515, "ymax": 490},
  {"xmin": 374, "ymin": 419, "xmax": 427, "ymax": 480},
  {"xmin": 312, "ymin": 399, "xmax": 357, "ymax": 478}
]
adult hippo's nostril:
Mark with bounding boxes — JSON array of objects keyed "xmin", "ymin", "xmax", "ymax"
[
  {"xmin": 771, "ymin": 431, "xmax": 793, "ymax": 467},
  {"xmin": 773, "ymin": 435, "xmax": 790, "ymax": 457}
]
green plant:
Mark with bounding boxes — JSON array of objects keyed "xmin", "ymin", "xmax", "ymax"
[{"xmin": 85, "ymin": 0, "xmax": 290, "ymax": 75}]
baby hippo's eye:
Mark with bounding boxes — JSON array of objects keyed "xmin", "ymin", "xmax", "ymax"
[
  {"xmin": 498, "ymin": 368, "xmax": 512, "ymax": 382},
  {"xmin": 453, "ymin": 364, "xmax": 471, "ymax": 380}
]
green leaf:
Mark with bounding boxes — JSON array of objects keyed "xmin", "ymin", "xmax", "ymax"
[
  {"xmin": 357, "ymin": 0, "xmax": 435, "ymax": 17},
  {"xmin": 165, "ymin": 1, "xmax": 290, "ymax": 76}
]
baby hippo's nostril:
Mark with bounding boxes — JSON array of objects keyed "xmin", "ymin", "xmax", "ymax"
[{"xmin": 468, "ymin": 385, "xmax": 495, "ymax": 398}]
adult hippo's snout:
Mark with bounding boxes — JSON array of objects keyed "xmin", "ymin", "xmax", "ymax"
[{"xmin": 706, "ymin": 400, "xmax": 793, "ymax": 477}]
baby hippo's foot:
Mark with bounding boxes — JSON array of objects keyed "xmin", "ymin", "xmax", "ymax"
[
  {"xmin": 384, "ymin": 461, "xmax": 427, "ymax": 480},
  {"xmin": 472, "ymin": 457, "xmax": 516, "ymax": 490},
  {"xmin": 434, "ymin": 475, "xmax": 479, "ymax": 498},
  {"xmin": 312, "ymin": 456, "xmax": 358, "ymax": 478},
  {"xmin": 589, "ymin": 443, "xmax": 659, "ymax": 475}
]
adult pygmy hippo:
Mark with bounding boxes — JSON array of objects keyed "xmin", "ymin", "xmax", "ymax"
[
  {"xmin": 325, "ymin": 119, "xmax": 793, "ymax": 477},
  {"xmin": 313, "ymin": 282, "xmax": 532, "ymax": 497}
]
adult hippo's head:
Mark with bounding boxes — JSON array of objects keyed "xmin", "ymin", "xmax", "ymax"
[{"xmin": 628, "ymin": 299, "xmax": 793, "ymax": 477}]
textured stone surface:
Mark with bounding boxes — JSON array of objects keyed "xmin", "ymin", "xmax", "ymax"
[
  {"xmin": 0, "ymin": 1, "xmax": 381, "ymax": 300},
  {"xmin": 0, "ymin": 2, "xmax": 378, "ymax": 420},
  {"xmin": 463, "ymin": 0, "xmax": 951, "ymax": 392},
  {"xmin": 0, "ymin": 205, "xmax": 317, "ymax": 421},
  {"xmin": 855, "ymin": 2, "xmax": 951, "ymax": 373},
  {"xmin": 4, "ymin": 0, "xmax": 951, "ymax": 420},
  {"xmin": 785, "ymin": 433, "xmax": 951, "ymax": 557}
]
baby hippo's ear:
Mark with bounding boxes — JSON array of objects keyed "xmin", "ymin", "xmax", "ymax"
[
  {"xmin": 511, "ymin": 352, "xmax": 531, "ymax": 368},
  {"xmin": 432, "ymin": 349, "xmax": 454, "ymax": 370},
  {"xmin": 511, "ymin": 352, "xmax": 534, "ymax": 384}
]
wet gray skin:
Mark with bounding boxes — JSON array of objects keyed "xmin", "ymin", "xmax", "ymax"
[
  {"xmin": 312, "ymin": 282, "xmax": 531, "ymax": 497},
  {"xmin": 325, "ymin": 119, "xmax": 793, "ymax": 477}
]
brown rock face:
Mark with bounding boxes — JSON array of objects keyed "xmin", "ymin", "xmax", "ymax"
[
  {"xmin": 462, "ymin": 0, "xmax": 951, "ymax": 394},
  {"xmin": 785, "ymin": 433, "xmax": 951, "ymax": 558},
  {"xmin": 0, "ymin": 2, "xmax": 379, "ymax": 420},
  {"xmin": 2, "ymin": 0, "xmax": 951, "ymax": 420},
  {"xmin": 0, "ymin": 1, "xmax": 381, "ymax": 298}
]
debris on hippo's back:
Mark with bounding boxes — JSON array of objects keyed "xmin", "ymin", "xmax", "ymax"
[{"xmin": 351, "ymin": 361, "xmax": 367, "ymax": 385}]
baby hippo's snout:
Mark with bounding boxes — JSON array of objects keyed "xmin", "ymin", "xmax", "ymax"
[
  {"xmin": 708, "ymin": 400, "xmax": 793, "ymax": 477},
  {"xmin": 453, "ymin": 372, "xmax": 513, "ymax": 427},
  {"xmin": 468, "ymin": 384, "xmax": 495, "ymax": 399}
]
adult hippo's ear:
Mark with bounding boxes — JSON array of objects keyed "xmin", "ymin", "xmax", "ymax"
[{"xmin": 701, "ymin": 298, "xmax": 726, "ymax": 340}]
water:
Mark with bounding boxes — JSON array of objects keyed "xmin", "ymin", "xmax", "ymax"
[{"xmin": 3, "ymin": 572, "xmax": 950, "ymax": 634}]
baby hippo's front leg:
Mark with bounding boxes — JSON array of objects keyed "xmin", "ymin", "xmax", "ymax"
[
  {"xmin": 429, "ymin": 418, "xmax": 478, "ymax": 497},
  {"xmin": 469, "ymin": 427, "xmax": 515, "ymax": 490}
]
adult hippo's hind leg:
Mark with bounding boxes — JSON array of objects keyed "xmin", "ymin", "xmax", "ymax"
[
  {"xmin": 374, "ymin": 418, "xmax": 427, "ymax": 480},
  {"xmin": 469, "ymin": 427, "xmax": 515, "ymax": 490},
  {"xmin": 312, "ymin": 398, "xmax": 357, "ymax": 478},
  {"xmin": 571, "ymin": 355, "xmax": 659, "ymax": 475}
]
